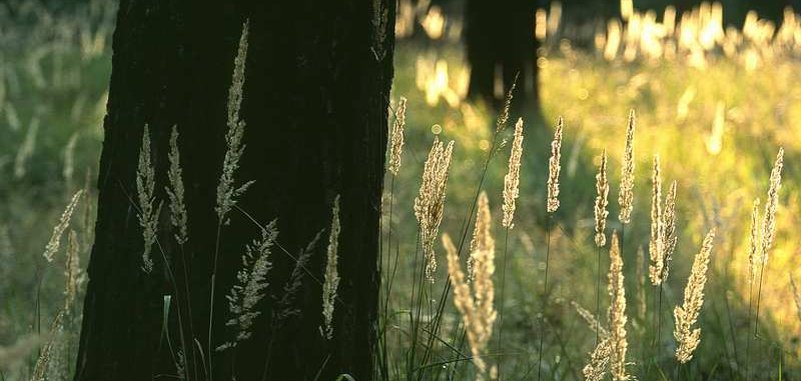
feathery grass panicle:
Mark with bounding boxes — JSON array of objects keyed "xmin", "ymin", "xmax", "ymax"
[
  {"xmin": 166, "ymin": 125, "xmax": 188, "ymax": 245},
  {"xmin": 414, "ymin": 136, "xmax": 455, "ymax": 282},
  {"xmin": 546, "ymin": 117, "xmax": 564, "ymax": 214},
  {"xmin": 322, "ymin": 196, "xmax": 341, "ymax": 339},
  {"xmin": 215, "ymin": 20, "xmax": 253, "ymax": 223},
  {"xmin": 217, "ymin": 220, "xmax": 278, "ymax": 351},
  {"xmin": 583, "ymin": 338, "xmax": 612, "ymax": 381},
  {"xmin": 468, "ymin": 191, "xmax": 494, "ymax": 282},
  {"xmin": 442, "ymin": 233, "xmax": 497, "ymax": 380},
  {"xmin": 790, "ymin": 275, "xmax": 801, "ymax": 322},
  {"xmin": 661, "ymin": 181, "xmax": 678, "ymax": 281},
  {"xmin": 674, "ymin": 228, "xmax": 716, "ymax": 363},
  {"xmin": 43, "ymin": 189, "xmax": 84, "ymax": 262},
  {"xmin": 636, "ymin": 246, "xmax": 647, "ymax": 320},
  {"xmin": 648, "ymin": 155, "xmax": 664, "ymax": 285},
  {"xmin": 594, "ymin": 149, "xmax": 609, "ymax": 247},
  {"xmin": 748, "ymin": 199, "xmax": 761, "ymax": 282},
  {"xmin": 760, "ymin": 148, "xmax": 784, "ymax": 265},
  {"xmin": 495, "ymin": 80, "xmax": 517, "ymax": 133},
  {"xmin": 388, "ymin": 96, "xmax": 407, "ymax": 176},
  {"xmin": 64, "ymin": 230, "xmax": 81, "ymax": 310},
  {"xmin": 607, "ymin": 233, "xmax": 630, "ymax": 380},
  {"xmin": 572, "ymin": 300, "xmax": 609, "ymax": 337},
  {"xmin": 618, "ymin": 110, "xmax": 636, "ymax": 224},
  {"xmin": 276, "ymin": 231, "xmax": 322, "ymax": 321},
  {"xmin": 136, "ymin": 124, "xmax": 160, "ymax": 273},
  {"xmin": 470, "ymin": 213, "xmax": 496, "ymax": 347},
  {"xmin": 502, "ymin": 118, "xmax": 524, "ymax": 229},
  {"xmin": 30, "ymin": 309, "xmax": 65, "ymax": 381}
]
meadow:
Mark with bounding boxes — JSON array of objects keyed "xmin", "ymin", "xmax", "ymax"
[{"xmin": 1, "ymin": 0, "xmax": 800, "ymax": 380}]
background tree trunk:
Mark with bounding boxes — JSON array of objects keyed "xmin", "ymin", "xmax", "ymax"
[
  {"xmin": 465, "ymin": 0, "xmax": 538, "ymax": 111},
  {"xmin": 75, "ymin": 1, "xmax": 395, "ymax": 380}
]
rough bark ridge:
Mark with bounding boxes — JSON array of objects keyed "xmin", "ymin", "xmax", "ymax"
[
  {"xmin": 75, "ymin": 1, "xmax": 395, "ymax": 380},
  {"xmin": 465, "ymin": 0, "xmax": 538, "ymax": 110}
]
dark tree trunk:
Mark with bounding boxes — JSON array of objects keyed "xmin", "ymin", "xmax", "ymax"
[
  {"xmin": 75, "ymin": 1, "xmax": 395, "ymax": 380},
  {"xmin": 465, "ymin": 0, "xmax": 538, "ymax": 110}
]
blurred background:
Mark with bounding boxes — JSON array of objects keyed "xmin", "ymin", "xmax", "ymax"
[{"xmin": 0, "ymin": 0, "xmax": 799, "ymax": 379}]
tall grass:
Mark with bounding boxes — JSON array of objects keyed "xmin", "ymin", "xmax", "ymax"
[{"xmin": 3, "ymin": 1, "xmax": 801, "ymax": 380}]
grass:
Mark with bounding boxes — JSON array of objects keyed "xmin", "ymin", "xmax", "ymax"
[{"xmin": 2, "ymin": 0, "xmax": 801, "ymax": 380}]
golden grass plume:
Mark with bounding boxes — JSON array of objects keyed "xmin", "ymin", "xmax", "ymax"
[
  {"xmin": 546, "ymin": 117, "xmax": 564, "ymax": 214},
  {"xmin": 594, "ymin": 149, "xmax": 609, "ymax": 247},
  {"xmin": 618, "ymin": 110, "xmax": 636, "ymax": 225},
  {"xmin": 468, "ymin": 191, "xmax": 494, "ymax": 282},
  {"xmin": 443, "ymin": 233, "xmax": 497, "ymax": 380},
  {"xmin": 674, "ymin": 228, "xmax": 716, "ymax": 363},
  {"xmin": 502, "ymin": 118, "xmax": 524, "ymax": 229},
  {"xmin": 388, "ymin": 96, "xmax": 407, "ymax": 176},
  {"xmin": 607, "ymin": 233, "xmax": 630, "ymax": 380},
  {"xmin": 414, "ymin": 136, "xmax": 455, "ymax": 282}
]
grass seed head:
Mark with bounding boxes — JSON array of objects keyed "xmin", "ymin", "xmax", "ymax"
[
  {"xmin": 618, "ymin": 109, "xmax": 636, "ymax": 224},
  {"xmin": 414, "ymin": 137, "xmax": 454, "ymax": 282},
  {"xmin": 388, "ymin": 96, "xmax": 407, "ymax": 176},
  {"xmin": 674, "ymin": 228, "xmax": 716, "ymax": 363},
  {"xmin": 502, "ymin": 118, "xmax": 524, "ymax": 228},
  {"xmin": 594, "ymin": 149, "xmax": 610, "ymax": 247},
  {"xmin": 546, "ymin": 116, "xmax": 564, "ymax": 214}
]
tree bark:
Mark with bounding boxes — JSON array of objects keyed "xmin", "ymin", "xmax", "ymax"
[
  {"xmin": 465, "ymin": 0, "xmax": 538, "ymax": 110},
  {"xmin": 75, "ymin": 1, "xmax": 395, "ymax": 380}
]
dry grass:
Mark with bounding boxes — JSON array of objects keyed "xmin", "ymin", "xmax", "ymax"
[{"xmin": 5, "ymin": 1, "xmax": 801, "ymax": 380}]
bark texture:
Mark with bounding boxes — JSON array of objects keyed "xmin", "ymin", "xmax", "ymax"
[{"xmin": 75, "ymin": 1, "xmax": 395, "ymax": 380}]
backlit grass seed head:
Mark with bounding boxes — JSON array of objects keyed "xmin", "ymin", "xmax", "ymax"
[
  {"xmin": 468, "ymin": 191, "xmax": 494, "ymax": 282},
  {"xmin": 502, "ymin": 118, "xmax": 524, "ymax": 228},
  {"xmin": 674, "ymin": 228, "xmax": 716, "ymax": 363},
  {"xmin": 607, "ymin": 233, "xmax": 630, "ymax": 380},
  {"xmin": 648, "ymin": 155, "xmax": 665, "ymax": 285},
  {"xmin": 760, "ymin": 148, "xmax": 783, "ymax": 266},
  {"xmin": 572, "ymin": 300, "xmax": 609, "ymax": 338},
  {"xmin": 31, "ymin": 309, "xmax": 65, "ymax": 381},
  {"xmin": 443, "ymin": 233, "xmax": 496, "ymax": 380},
  {"xmin": 495, "ymin": 80, "xmax": 517, "ymax": 133},
  {"xmin": 217, "ymin": 220, "xmax": 278, "ymax": 351},
  {"xmin": 618, "ymin": 110, "xmax": 636, "ymax": 224},
  {"xmin": 661, "ymin": 181, "xmax": 678, "ymax": 282},
  {"xmin": 546, "ymin": 117, "xmax": 564, "ymax": 214},
  {"xmin": 594, "ymin": 149, "xmax": 609, "ymax": 247},
  {"xmin": 276, "ymin": 231, "xmax": 322, "ymax": 322},
  {"xmin": 43, "ymin": 189, "xmax": 84, "ymax": 262},
  {"xmin": 136, "ymin": 124, "xmax": 160, "ymax": 273},
  {"xmin": 470, "ymin": 215, "xmax": 496, "ymax": 346},
  {"xmin": 388, "ymin": 96, "xmax": 407, "ymax": 176},
  {"xmin": 166, "ymin": 125, "xmax": 188, "ymax": 245},
  {"xmin": 636, "ymin": 246, "xmax": 646, "ymax": 320},
  {"xmin": 216, "ymin": 20, "xmax": 253, "ymax": 224},
  {"xmin": 748, "ymin": 199, "xmax": 761, "ymax": 282},
  {"xmin": 64, "ymin": 230, "xmax": 81, "ymax": 310},
  {"xmin": 414, "ymin": 137, "xmax": 454, "ymax": 282},
  {"xmin": 583, "ymin": 337, "xmax": 612, "ymax": 381},
  {"xmin": 322, "ymin": 196, "xmax": 341, "ymax": 339}
]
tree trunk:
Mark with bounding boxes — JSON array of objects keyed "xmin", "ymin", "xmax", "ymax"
[
  {"xmin": 75, "ymin": 1, "xmax": 395, "ymax": 380},
  {"xmin": 465, "ymin": 0, "xmax": 538, "ymax": 110}
]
